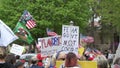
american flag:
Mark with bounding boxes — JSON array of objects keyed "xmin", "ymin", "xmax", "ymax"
[
  {"xmin": 20, "ymin": 10, "xmax": 36, "ymax": 29},
  {"xmin": 46, "ymin": 28, "xmax": 57, "ymax": 36},
  {"xmin": 26, "ymin": 20, "xmax": 36, "ymax": 29}
]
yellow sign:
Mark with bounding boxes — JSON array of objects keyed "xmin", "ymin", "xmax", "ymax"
[
  {"xmin": 56, "ymin": 61, "xmax": 97, "ymax": 68},
  {"xmin": 78, "ymin": 47, "xmax": 85, "ymax": 56}
]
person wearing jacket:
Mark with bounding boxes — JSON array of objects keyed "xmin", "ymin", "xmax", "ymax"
[
  {"xmin": 0, "ymin": 47, "xmax": 15, "ymax": 68},
  {"xmin": 15, "ymin": 61, "xmax": 24, "ymax": 68},
  {"xmin": 30, "ymin": 56, "xmax": 44, "ymax": 68}
]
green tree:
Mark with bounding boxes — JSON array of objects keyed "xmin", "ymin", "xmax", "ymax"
[
  {"xmin": 88, "ymin": 0, "xmax": 120, "ymax": 49},
  {"xmin": 95, "ymin": 0, "xmax": 120, "ymax": 32},
  {"xmin": 0, "ymin": 0, "xmax": 91, "ymax": 44}
]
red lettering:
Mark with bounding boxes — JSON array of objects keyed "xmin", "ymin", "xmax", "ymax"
[
  {"xmin": 47, "ymin": 39, "xmax": 52, "ymax": 47},
  {"xmin": 58, "ymin": 37, "xmax": 61, "ymax": 45}
]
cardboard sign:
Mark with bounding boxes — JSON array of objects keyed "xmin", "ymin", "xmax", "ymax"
[
  {"xmin": 56, "ymin": 61, "xmax": 97, "ymax": 68},
  {"xmin": 62, "ymin": 25, "xmax": 79, "ymax": 54},
  {"xmin": 38, "ymin": 36, "xmax": 62, "ymax": 57},
  {"xmin": 10, "ymin": 44, "xmax": 24, "ymax": 56}
]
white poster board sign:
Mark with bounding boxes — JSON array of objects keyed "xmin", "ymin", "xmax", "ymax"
[
  {"xmin": 61, "ymin": 25, "xmax": 79, "ymax": 54},
  {"xmin": 38, "ymin": 36, "xmax": 62, "ymax": 57},
  {"xmin": 113, "ymin": 43, "xmax": 120, "ymax": 64},
  {"xmin": 10, "ymin": 44, "xmax": 24, "ymax": 56},
  {"xmin": 0, "ymin": 20, "xmax": 18, "ymax": 47}
]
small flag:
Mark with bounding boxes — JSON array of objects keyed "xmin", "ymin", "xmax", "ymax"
[
  {"xmin": 26, "ymin": 20, "xmax": 36, "ymax": 29},
  {"xmin": 0, "ymin": 20, "xmax": 18, "ymax": 47},
  {"xmin": 19, "ymin": 10, "xmax": 36, "ymax": 29},
  {"xmin": 14, "ymin": 22, "xmax": 34, "ymax": 44},
  {"xmin": 46, "ymin": 28, "xmax": 57, "ymax": 36}
]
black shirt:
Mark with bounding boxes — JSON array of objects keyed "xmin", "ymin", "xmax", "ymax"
[{"xmin": 0, "ymin": 62, "xmax": 15, "ymax": 68}]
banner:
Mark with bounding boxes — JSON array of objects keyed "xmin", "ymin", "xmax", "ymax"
[
  {"xmin": 14, "ymin": 22, "xmax": 33, "ymax": 44},
  {"xmin": 61, "ymin": 25, "xmax": 79, "ymax": 54},
  {"xmin": 10, "ymin": 44, "xmax": 24, "ymax": 55},
  {"xmin": 0, "ymin": 20, "xmax": 18, "ymax": 47},
  {"xmin": 38, "ymin": 36, "xmax": 62, "ymax": 57},
  {"xmin": 56, "ymin": 61, "xmax": 97, "ymax": 68}
]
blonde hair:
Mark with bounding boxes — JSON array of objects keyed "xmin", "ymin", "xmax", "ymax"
[{"xmin": 93, "ymin": 55, "xmax": 108, "ymax": 68}]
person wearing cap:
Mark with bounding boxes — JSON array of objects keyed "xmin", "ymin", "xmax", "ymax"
[
  {"xmin": 36, "ymin": 53, "xmax": 44, "ymax": 67},
  {"xmin": 0, "ymin": 47, "xmax": 15, "ymax": 68},
  {"xmin": 15, "ymin": 61, "xmax": 24, "ymax": 68},
  {"xmin": 30, "ymin": 56, "xmax": 44, "ymax": 68}
]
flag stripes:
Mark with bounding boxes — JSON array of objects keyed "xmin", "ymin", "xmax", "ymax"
[
  {"xmin": 26, "ymin": 20, "xmax": 36, "ymax": 29},
  {"xmin": 46, "ymin": 28, "xmax": 57, "ymax": 36},
  {"xmin": 47, "ymin": 32, "xmax": 57, "ymax": 36},
  {"xmin": 20, "ymin": 10, "xmax": 36, "ymax": 29}
]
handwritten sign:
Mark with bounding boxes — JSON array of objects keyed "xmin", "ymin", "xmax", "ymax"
[
  {"xmin": 38, "ymin": 36, "xmax": 62, "ymax": 57},
  {"xmin": 10, "ymin": 44, "xmax": 24, "ymax": 56},
  {"xmin": 61, "ymin": 25, "xmax": 79, "ymax": 54}
]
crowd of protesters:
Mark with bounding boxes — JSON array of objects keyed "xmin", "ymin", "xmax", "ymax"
[{"xmin": 0, "ymin": 46, "xmax": 119, "ymax": 68}]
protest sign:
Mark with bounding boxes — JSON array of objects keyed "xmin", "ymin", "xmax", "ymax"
[
  {"xmin": 38, "ymin": 36, "xmax": 62, "ymax": 57},
  {"xmin": 113, "ymin": 43, "xmax": 120, "ymax": 64},
  {"xmin": 61, "ymin": 25, "xmax": 79, "ymax": 54},
  {"xmin": 0, "ymin": 20, "xmax": 18, "ymax": 47},
  {"xmin": 78, "ymin": 47, "xmax": 85, "ymax": 56},
  {"xmin": 56, "ymin": 61, "xmax": 97, "ymax": 68},
  {"xmin": 10, "ymin": 44, "xmax": 24, "ymax": 56}
]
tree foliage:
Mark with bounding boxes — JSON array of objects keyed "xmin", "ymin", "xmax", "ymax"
[
  {"xmin": 0, "ymin": 0, "xmax": 91, "ymax": 44},
  {"xmin": 95, "ymin": 0, "xmax": 120, "ymax": 32}
]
